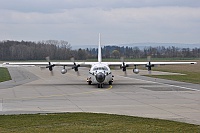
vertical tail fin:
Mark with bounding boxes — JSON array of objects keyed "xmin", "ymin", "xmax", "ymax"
[{"xmin": 98, "ymin": 33, "xmax": 102, "ymax": 63}]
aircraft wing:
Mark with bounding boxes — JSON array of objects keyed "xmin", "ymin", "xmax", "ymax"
[
  {"xmin": 106, "ymin": 61, "xmax": 197, "ymax": 67},
  {"xmin": 149, "ymin": 62, "xmax": 197, "ymax": 65},
  {"xmin": 3, "ymin": 61, "xmax": 196, "ymax": 67},
  {"xmin": 3, "ymin": 62, "xmax": 94, "ymax": 67}
]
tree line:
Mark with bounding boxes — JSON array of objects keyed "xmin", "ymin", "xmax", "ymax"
[
  {"xmin": 0, "ymin": 40, "xmax": 200, "ymax": 61},
  {"xmin": 86, "ymin": 46, "xmax": 200, "ymax": 59}
]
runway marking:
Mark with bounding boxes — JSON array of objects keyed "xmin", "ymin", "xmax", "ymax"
[
  {"xmin": 3, "ymin": 85, "xmax": 113, "ymax": 100},
  {"xmin": 118, "ymin": 76, "xmax": 200, "ymax": 91}
]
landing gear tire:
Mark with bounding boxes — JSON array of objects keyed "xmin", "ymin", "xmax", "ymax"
[
  {"xmin": 98, "ymin": 84, "xmax": 103, "ymax": 88},
  {"xmin": 101, "ymin": 84, "xmax": 103, "ymax": 88},
  {"xmin": 109, "ymin": 81, "xmax": 112, "ymax": 85},
  {"xmin": 88, "ymin": 81, "xmax": 92, "ymax": 85}
]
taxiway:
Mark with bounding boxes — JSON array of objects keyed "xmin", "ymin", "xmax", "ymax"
[{"xmin": 0, "ymin": 66, "xmax": 200, "ymax": 125}]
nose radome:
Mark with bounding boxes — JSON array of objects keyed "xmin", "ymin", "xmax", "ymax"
[{"xmin": 95, "ymin": 72, "xmax": 105, "ymax": 83}]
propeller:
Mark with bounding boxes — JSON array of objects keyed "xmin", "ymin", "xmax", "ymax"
[
  {"xmin": 40, "ymin": 66, "xmax": 46, "ymax": 70},
  {"xmin": 120, "ymin": 57, "xmax": 129, "ymax": 76},
  {"xmin": 45, "ymin": 56, "xmax": 55, "ymax": 76},
  {"xmin": 145, "ymin": 56, "xmax": 154, "ymax": 74},
  {"xmin": 71, "ymin": 57, "xmax": 80, "ymax": 76}
]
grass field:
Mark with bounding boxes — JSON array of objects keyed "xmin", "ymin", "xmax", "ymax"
[
  {"xmin": 0, "ymin": 67, "xmax": 11, "ymax": 82},
  {"xmin": 0, "ymin": 113, "xmax": 199, "ymax": 133},
  {"xmin": 146, "ymin": 60, "xmax": 200, "ymax": 84}
]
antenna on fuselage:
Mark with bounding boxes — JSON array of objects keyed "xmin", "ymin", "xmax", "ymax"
[{"xmin": 98, "ymin": 33, "xmax": 102, "ymax": 63}]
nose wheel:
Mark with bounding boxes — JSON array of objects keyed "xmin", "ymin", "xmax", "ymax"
[{"xmin": 97, "ymin": 84, "xmax": 103, "ymax": 88}]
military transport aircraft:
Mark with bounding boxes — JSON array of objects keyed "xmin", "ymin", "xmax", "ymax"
[{"xmin": 3, "ymin": 34, "xmax": 197, "ymax": 88}]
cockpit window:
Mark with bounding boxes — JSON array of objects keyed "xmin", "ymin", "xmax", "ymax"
[
  {"xmin": 98, "ymin": 67, "xmax": 103, "ymax": 70},
  {"xmin": 92, "ymin": 66, "xmax": 108, "ymax": 71},
  {"xmin": 103, "ymin": 66, "xmax": 108, "ymax": 70},
  {"xmin": 93, "ymin": 67, "xmax": 98, "ymax": 71}
]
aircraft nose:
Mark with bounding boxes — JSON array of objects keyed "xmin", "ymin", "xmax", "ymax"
[{"xmin": 95, "ymin": 72, "xmax": 105, "ymax": 83}]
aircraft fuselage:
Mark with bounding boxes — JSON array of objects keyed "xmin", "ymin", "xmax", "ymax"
[{"xmin": 87, "ymin": 63, "xmax": 113, "ymax": 87}]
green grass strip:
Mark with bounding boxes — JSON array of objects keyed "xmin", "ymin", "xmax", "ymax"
[
  {"xmin": 147, "ymin": 73, "xmax": 200, "ymax": 84},
  {"xmin": 0, "ymin": 67, "xmax": 11, "ymax": 82},
  {"xmin": 0, "ymin": 113, "xmax": 199, "ymax": 133},
  {"xmin": 145, "ymin": 68, "xmax": 200, "ymax": 84}
]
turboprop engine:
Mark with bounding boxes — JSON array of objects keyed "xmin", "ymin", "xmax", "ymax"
[
  {"xmin": 61, "ymin": 69, "xmax": 67, "ymax": 74},
  {"xmin": 133, "ymin": 69, "xmax": 139, "ymax": 74}
]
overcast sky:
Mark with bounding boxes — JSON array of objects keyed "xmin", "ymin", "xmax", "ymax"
[{"xmin": 0, "ymin": 0, "xmax": 200, "ymax": 47}]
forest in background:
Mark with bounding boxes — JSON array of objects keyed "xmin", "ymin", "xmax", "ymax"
[{"xmin": 0, "ymin": 40, "xmax": 200, "ymax": 61}]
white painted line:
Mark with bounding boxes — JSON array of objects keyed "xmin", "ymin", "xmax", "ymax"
[{"xmin": 118, "ymin": 75, "xmax": 200, "ymax": 91}]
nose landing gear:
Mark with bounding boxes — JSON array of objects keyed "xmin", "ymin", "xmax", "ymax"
[{"xmin": 97, "ymin": 84, "xmax": 103, "ymax": 88}]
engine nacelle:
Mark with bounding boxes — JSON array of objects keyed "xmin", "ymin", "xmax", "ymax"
[
  {"xmin": 61, "ymin": 69, "xmax": 67, "ymax": 74},
  {"xmin": 133, "ymin": 69, "xmax": 139, "ymax": 74}
]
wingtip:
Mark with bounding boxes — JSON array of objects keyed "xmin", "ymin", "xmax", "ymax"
[
  {"xmin": 2, "ymin": 62, "xmax": 9, "ymax": 65},
  {"xmin": 191, "ymin": 62, "xmax": 197, "ymax": 64}
]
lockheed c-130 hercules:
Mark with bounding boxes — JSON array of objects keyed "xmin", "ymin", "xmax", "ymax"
[{"xmin": 3, "ymin": 34, "xmax": 197, "ymax": 88}]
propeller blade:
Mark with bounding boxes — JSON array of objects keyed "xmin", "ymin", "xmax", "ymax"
[
  {"xmin": 120, "ymin": 56, "xmax": 129, "ymax": 76},
  {"xmin": 46, "ymin": 56, "xmax": 50, "ymax": 62},
  {"xmin": 67, "ymin": 67, "xmax": 73, "ymax": 71},
  {"xmin": 114, "ymin": 66, "xmax": 121, "ymax": 70},
  {"xmin": 124, "ymin": 71, "xmax": 127, "ymax": 77},
  {"xmin": 40, "ymin": 66, "xmax": 46, "ymax": 70},
  {"xmin": 147, "ymin": 65, "xmax": 152, "ymax": 71},
  {"xmin": 71, "ymin": 57, "xmax": 75, "ymax": 63},
  {"xmin": 45, "ymin": 56, "xmax": 55, "ymax": 75},
  {"xmin": 76, "ymin": 71, "xmax": 80, "ymax": 76},
  {"xmin": 146, "ymin": 56, "xmax": 154, "ymax": 74},
  {"xmin": 148, "ymin": 70, "xmax": 152, "ymax": 75},
  {"xmin": 147, "ymin": 56, "xmax": 151, "ymax": 62},
  {"xmin": 50, "ymin": 70, "xmax": 54, "ymax": 76},
  {"xmin": 120, "ymin": 57, "xmax": 124, "ymax": 62},
  {"xmin": 70, "ymin": 57, "xmax": 81, "ymax": 76}
]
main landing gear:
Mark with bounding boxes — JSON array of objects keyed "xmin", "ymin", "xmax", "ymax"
[
  {"xmin": 88, "ymin": 81, "xmax": 92, "ymax": 85},
  {"xmin": 87, "ymin": 77, "xmax": 92, "ymax": 85}
]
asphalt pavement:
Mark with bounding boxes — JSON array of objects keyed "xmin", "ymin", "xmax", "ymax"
[{"xmin": 0, "ymin": 66, "xmax": 199, "ymax": 125}]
